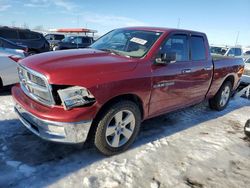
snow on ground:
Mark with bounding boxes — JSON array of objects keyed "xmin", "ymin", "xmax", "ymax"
[{"xmin": 0, "ymin": 88, "xmax": 250, "ymax": 188}]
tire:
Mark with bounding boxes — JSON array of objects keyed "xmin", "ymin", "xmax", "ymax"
[
  {"xmin": 209, "ymin": 81, "xmax": 232, "ymax": 111},
  {"xmin": 93, "ymin": 100, "xmax": 141, "ymax": 156},
  {"xmin": 28, "ymin": 51, "xmax": 37, "ymax": 56},
  {"xmin": 244, "ymin": 119, "xmax": 250, "ymax": 138}
]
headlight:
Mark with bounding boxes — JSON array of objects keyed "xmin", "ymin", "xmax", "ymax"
[{"xmin": 57, "ymin": 86, "xmax": 95, "ymax": 110}]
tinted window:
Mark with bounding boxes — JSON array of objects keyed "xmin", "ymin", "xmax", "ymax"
[
  {"xmin": 227, "ymin": 48, "xmax": 235, "ymax": 56},
  {"xmin": 246, "ymin": 59, "xmax": 250, "ymax": 64},
  {"xmin": 82, "ymin": 37, "xmax": 91, "ymax": 44},
  {"xmin": 45, "ymin": 34, "xmax": 53, "ymax": 40},
  {"xmin": 161, "ymin": 34, "xmax": 189, "ymax": 61},
  {"xmin": 19, "ymin": 31, "xmax": 40, "ymax": 40},
  {"xmin": 245, "ymin": 51, "xmax": 250, "ymax": 55},
  {"xmin": 191, "ymin": 36, "xmax": 206, "ymax": 61},
  {"xmin": 54, "ymin": 35, "xmax": 64, "ymax": 40},
  {"xmin": 73, "ymin": 37, "xmax": 82, "ymax": 44},
  {"xmin": 0, "ymin": 29, "xmax": 18, "ymax": 39},
  {"xmin": 235, "ymin": 48, "xmax": 242, "ymax": 56}
]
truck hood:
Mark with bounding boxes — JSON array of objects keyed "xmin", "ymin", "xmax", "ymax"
[{"xmin": 20, "ymin": 49, "xmax": 139, "ymax": 86}]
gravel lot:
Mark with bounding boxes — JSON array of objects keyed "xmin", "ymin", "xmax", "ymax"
[{"xmin": 0, "ymin": 88, "xmax": 250, "ymax": 188}]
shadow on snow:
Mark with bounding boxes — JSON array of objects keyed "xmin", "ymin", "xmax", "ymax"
[{"xmin": 0, "ymin": 97, "xmax": 249, "ymax": 187}]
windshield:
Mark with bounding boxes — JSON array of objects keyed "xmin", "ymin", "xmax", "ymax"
[
  {"xmin": 210, "ymin": 46, "xmax": 228, "ymax": 56},
  {"xmin": 90, "ymin": 29, "xmax": 162, "ymax": 58}
]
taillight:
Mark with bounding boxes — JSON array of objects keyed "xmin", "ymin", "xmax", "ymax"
[{"xmin": 9, "ymin": 55, "xmax": 22, "ymax": 63}]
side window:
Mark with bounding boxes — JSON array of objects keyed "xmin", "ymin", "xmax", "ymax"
[
  {"xmin": 45, "ymin": 34, "xmax": 53, "ymax": 40},
  {"xmin": 160, "ymin": 34, "xmax": 189, "ymax": 61},
  {"xmin": 82, "ymin": 37, "xmax": 91, "ymax": 44},
  {"xmin": 235, "ymin": 48, "xmax": 242, "ymax": 56},
  {"xmin": 74, "ymin": 37, "xmax": 82, "ymax": 44},
  {"xmin": 55, "ymin": 35, "xmax": 64, "ymax": 40},
  {"xmin": 191, "ymin": 36, "xmax": 206, "ymax": 61},
  {"xmin": 227, "ymin": 48, "xmax": 235, "ymax": 56},
  {"xmin": 19, "ymin": 31, "xmax": 40, "ymax": 40},
  {"xmin": 0, "ymin": 29, "xmax": 18, "ymax": 39}
]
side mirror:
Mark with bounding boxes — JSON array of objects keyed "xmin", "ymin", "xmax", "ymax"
[{"xmin": 155, "ymin": 52, "xmax": 177, "ymax": 65}]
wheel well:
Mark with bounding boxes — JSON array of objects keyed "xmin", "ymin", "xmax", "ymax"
[
  {"xmin": 224, "ymin": 75, "xmax": 235, "ymax": 88},
  {"xmin": 86, "ymin": 94, "xmax": 144, "ymax": 142},
  {"xmin": 0, "ymin": 77, "xmax": 3, "ymax": 88},
  {"xmin": 95, "ymin": 94, "xmax": 144, "ymax": 121},
  {"xmin": 28, "ymin": 49, "xmax": 39, "ymax": 53}
]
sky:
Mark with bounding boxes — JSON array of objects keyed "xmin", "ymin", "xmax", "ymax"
[{"xmin": 0, "ymin": 0, "xmax": 249, "ymax": 46}]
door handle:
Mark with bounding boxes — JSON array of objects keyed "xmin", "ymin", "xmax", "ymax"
[
  {"xmin": 182, "ymin": 69, "xmax": 192, "ymax": 74},
  {"xmin": 204, "ymin": 67, "xmax": 212, "ymax": 71}
]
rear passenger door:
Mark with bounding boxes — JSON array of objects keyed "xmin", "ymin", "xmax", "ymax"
[{"xmin": 186, "ymin": 35, "xmax": 213, "ymax": 103}]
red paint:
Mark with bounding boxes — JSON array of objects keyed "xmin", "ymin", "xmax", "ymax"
[{"xmin": 12, "ymin": 27, "xmax": 244, "ymax": 123}]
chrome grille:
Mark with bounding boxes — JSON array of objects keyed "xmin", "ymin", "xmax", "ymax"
[{"xmin": 18, "ymin": 65, "xmax": 55, "ymax": 106}]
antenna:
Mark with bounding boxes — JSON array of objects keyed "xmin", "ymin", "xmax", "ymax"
[{"xmin": 235, "ymin": 31, "xmax": 240, "ymax": 47}]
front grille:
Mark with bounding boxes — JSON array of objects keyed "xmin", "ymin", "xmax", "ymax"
[{"xmin": 18, "ymin": 65, "xmax": 55, "ymax": 106}]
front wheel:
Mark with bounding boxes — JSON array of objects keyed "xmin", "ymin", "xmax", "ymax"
[
  {"xmin": 209, "ymin": 81, "xmax": 232, "ymax": 111},
  {"xmin": 94, "ymin": 101, "xmax": 141, "ymax": 156}
]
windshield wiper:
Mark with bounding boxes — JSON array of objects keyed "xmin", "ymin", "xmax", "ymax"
[{"xmin": 99, "ymin": 48, "xmax": 130, "ymax": 58}]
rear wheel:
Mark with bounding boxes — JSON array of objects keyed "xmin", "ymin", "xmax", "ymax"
[
  {"xmin": 94, "ymin": 101, "xmax": 141, "ymax": 155},
  {"xmin": 209, "ymin": 81, "xmax": 232, "ymax": 111},
  {"xmin": 28, "ymin": 51, "xmax": 37, "ymax": 56}
]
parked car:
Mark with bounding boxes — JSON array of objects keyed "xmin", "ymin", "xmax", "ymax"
[
  {"xmin": 13, "ymin": 27, "xmax": 244, "ymax": 155},
  {"xmin": 0, "ymin": 37, "xmax": 28, "ymax": 52},
  {"xmin": 244, "ymin": 51, "xmax": 250, "ymax": 56},
  {"xmin": 0, "ymin": 48, "xmax": 26, "ymax": 88},
  {"xmin": 241, "ymin": 57, "xmax": 250, "ymax": 85},
  {"xmin": 210, "ymin": 45, "xmax": 243, "ymax": 57},
  {"xmin": 0, "ymin": 26, "xmax": 50, "ymax": 55},
  {"xmin": 53, "ymin": 35, "xmax": 93, "ymax": 50},
  {"xmin": 245, "ymin": 119, "xmax": 250, "ymax": 138},
  {"xmin": 44, "ymin": 33, "xmax": 65, "ymax": 50}
]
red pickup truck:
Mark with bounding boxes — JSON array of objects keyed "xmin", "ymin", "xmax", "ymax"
[{"xmin": 12, "ymin": 27, "xmax": 244, "ymax": 155}]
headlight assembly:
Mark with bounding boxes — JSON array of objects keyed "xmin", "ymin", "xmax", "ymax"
[{"xmin": 57, "ymin": 86, "xmax": 95, "ymax": 110}]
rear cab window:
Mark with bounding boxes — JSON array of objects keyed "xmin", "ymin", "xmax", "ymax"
[{"xmin": 190, "ymin": 35, "xmax": 206, "ymax": 61}]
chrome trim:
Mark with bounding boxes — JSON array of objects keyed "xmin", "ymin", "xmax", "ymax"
[
  {"xmin": 18, "ymin": 64, "xmax": 55, "ymax": 107},
  {"xmin": 15, "ymin": 103, "xmax": 92, "ymax": 144}
]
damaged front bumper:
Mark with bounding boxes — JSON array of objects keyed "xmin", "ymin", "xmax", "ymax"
[{"xmin": 15, "ymin": 103, "xmax": 92, "ymax": 144}]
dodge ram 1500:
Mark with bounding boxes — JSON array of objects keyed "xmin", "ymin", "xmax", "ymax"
[{"xmin": 12, "ymin": 27, "xmax": 244, "ymax": 155}]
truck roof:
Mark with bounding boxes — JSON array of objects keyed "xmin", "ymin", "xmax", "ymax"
[{"xmin": 121, "ymin": 26, "xmax": 205, "ymax": 35}]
